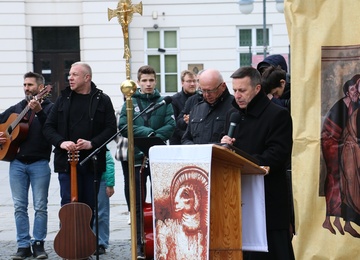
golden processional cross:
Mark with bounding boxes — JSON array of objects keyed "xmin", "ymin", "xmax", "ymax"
[
  {"xmin": 108, "ymin": 0, "xmax": 142, "ymax": 79},
  {"xmin": 108, "ymin": 1, "xmax": 142, "ymax": 259}
]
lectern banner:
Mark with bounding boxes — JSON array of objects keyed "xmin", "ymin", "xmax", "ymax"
[
  {"xmin": 150, "ymin": 144, "xmax": 212, "ymax": 260},
  {"xmin": 149, "ymin": 144, "xmax": 267, "ymax": 259}
]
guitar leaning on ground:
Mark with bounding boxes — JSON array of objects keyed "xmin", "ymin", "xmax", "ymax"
[
  {"xmin": 0, "ymin": 85, "xmax": 52, "ymax": 161},
  {"xmin": 54, "ymin": 150, "xmax": 96, "ymax": 260}
]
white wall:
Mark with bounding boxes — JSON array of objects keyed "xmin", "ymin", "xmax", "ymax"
[
  {"xmin": 0, "ymin": 0, "xmax": 289, "ymax": 112},
  {"xmin": 0, "ymin": 1, "xmax": 29, "ymax": 108}
]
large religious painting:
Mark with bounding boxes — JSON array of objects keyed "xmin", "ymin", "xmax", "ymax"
[
  {"xmin": 286, "ymin": 1, "xmax": 360, "ymax": 258},
  {"xmin": 320, "ymin": 44, "xmax": 360, "ymax": 238}
]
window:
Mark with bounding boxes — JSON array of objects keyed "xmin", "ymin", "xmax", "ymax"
[
  {"xmin": 33, "ymin": 27, "xmax": 80, "ymax": 51},
  {"xmin": 237, "ymin": 27, "xmax": 270, "ymax": 67},
  {"xmin": 145, "ymin": 29, "xmax": 179, "ymax": 93}
]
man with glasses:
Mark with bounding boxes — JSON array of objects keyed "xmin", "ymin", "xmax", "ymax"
[
  {"xmin": 181, "ymin": 69, "xmax": 234, "ymax": 144},
  {"xmin": 170, "ymin": 70, "xmax": 197, "ymax": 144}
]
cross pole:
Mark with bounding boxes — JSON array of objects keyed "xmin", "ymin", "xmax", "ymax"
[{"xmin": 108, "ymin": 1, "xmax": 143, "ymax": 259}]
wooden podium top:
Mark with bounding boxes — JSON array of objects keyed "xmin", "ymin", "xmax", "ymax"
[{"xmin": 212, "ymin": 144, "xmax": 268, "ymax": 175}]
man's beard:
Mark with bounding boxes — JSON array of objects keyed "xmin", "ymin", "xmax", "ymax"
[{"xmin": 25, "ymin": 94, "xmax": 33, "ymax": 101}]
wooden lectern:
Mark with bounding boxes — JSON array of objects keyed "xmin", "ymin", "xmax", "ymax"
[
  {"xmin": 149, "ymin": 144, "xmax": 267, "ymax": 260},
  {"xmin": 209, "ymin": 144, "xmax": 267, "ymax": 259}
]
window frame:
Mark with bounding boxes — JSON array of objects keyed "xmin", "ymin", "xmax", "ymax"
[
  {"xmin": 144, "ymin": 28, "xmax": 180, "ymax": 94},
  {"xmin": 237, "ymin": 26, "xmax": 272, "ymax": 67}
]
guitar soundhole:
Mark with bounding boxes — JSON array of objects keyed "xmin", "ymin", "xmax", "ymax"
[{"xmin": 7, "ymin": 126, "xmax": 12, "ymax": 135}]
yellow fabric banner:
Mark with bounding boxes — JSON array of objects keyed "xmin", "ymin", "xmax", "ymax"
[{"xmin": 285, "ymin": 1, "xmax": 360, "ymax": 259}]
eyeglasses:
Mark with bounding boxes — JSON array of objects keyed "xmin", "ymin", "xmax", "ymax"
[{"xmin": 201, "ymin": 82, "xmax": 223, "ymax": 95}]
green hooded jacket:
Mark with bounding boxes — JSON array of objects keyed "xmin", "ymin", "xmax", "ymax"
[{"xmin": 119, "ymin": 88, "xmax": 175, "ymax": 165}]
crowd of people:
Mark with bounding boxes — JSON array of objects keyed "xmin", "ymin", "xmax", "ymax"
[{"xmin": 0, "ymin": 56, "xmax": 294, "ymax": 260}]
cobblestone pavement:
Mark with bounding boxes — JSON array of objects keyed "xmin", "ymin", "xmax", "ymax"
[
  {"xmin": 0, "ymin": 240, "xmax": 131, "ymax": 260},
  {"xmin": 0, "ymin": 142, "xmax": 134, "ymax": 260}
]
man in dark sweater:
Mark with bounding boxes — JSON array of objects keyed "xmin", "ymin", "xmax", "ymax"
[{"xmin": 0, "ymin": 72, "xmax": 53, "ymax": 259}]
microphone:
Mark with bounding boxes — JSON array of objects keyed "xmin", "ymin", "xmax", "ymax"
[
  {"xmin": 145, "ymin": 96, "xmax": 172, "ymax": 114},
  {"xmin": 227, "ymin": 112, "xmax": 242, "ymax": 138}
]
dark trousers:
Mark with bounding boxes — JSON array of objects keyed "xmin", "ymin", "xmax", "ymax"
[
  {"xmin": 58, "ymin": 166, "xmax": 101, "ymax": 227},
  {"xmin": 121, "ymin": 161, "xmax": 151, "ymax": 247}
]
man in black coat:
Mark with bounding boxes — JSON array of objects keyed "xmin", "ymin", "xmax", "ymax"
[
  {"xmin": 43, "ymin": 62, "xmax": 117, "ymax": 219},
  {"xmin": 221, "ymin": 66, "xmax": 294, "ymax": 260}
]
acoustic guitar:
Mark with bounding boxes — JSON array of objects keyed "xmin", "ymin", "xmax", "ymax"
[
  {"xmin": 0, "ymin": 85, "xmax": 52, "ymax": 161},
  {"xmin": 54, "ymin": 151, "xmax": 96, "ymax": 260}
]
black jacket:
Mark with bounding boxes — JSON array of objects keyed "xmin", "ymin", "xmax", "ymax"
[
  {"xmin": 0, "ymin": 98, "xmax": 53, "ymax": 162},
  {"xmin": 257, "ymin": 54, "xmax": 291, "ymax": 109},
  {"xmin": 182, "ymin": 88, "xmax": 234, "ymax": 144},
  {"xmin": 170, "ymin": 89, "xmax": 196, "ymax": 144},
  {"xmin": 225, "ymin": 90, "xmax": 293, "ymax": 230},
  {"xmin": 176, "ymin": 92, "xmax": 203, "ymax": 134},
  {"xmin": 43, "ymin": 82, "xmax": 117, "ymax": 173}
]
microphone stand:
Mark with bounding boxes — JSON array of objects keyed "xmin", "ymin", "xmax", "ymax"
[
  {"xmin": 92, "ymin": 155, "xmax": 99, "ymax": 260},
  {"xmin": 79, "ymin": 100, "xmax": 155, "ymax": 259},
  {"xmin": 80, "ymin": 101, "xmax": 155, "ymax": 166}
]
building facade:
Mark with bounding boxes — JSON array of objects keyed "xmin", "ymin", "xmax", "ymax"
[{"xmin": 0, "ymin": 0, "xmax": 289, "ymax": 111}]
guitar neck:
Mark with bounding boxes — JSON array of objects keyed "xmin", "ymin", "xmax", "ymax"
[
  {"xmin": 70, "ymin": 163, "xmax": 78, "ymax": 202},
  {"xmin": 8, "ymin": 106, "xmax": 30, "ymax": 134},
  {"xmin": 8, "ymin": 85, "xmax": 53, "ymax": 135}
]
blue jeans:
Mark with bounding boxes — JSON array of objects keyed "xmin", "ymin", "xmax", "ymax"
[
  {"xmin": 9, "ymin": 159, "xmax": 51, "ymax": 248},
  {"xmin": 93, "ymin": 178, "xmax": 110, "ymax": 248}
]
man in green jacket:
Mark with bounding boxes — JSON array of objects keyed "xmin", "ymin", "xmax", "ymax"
[{"xmin": 119, "ymin": 65, "xmax": 175, "ymax": 258}]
